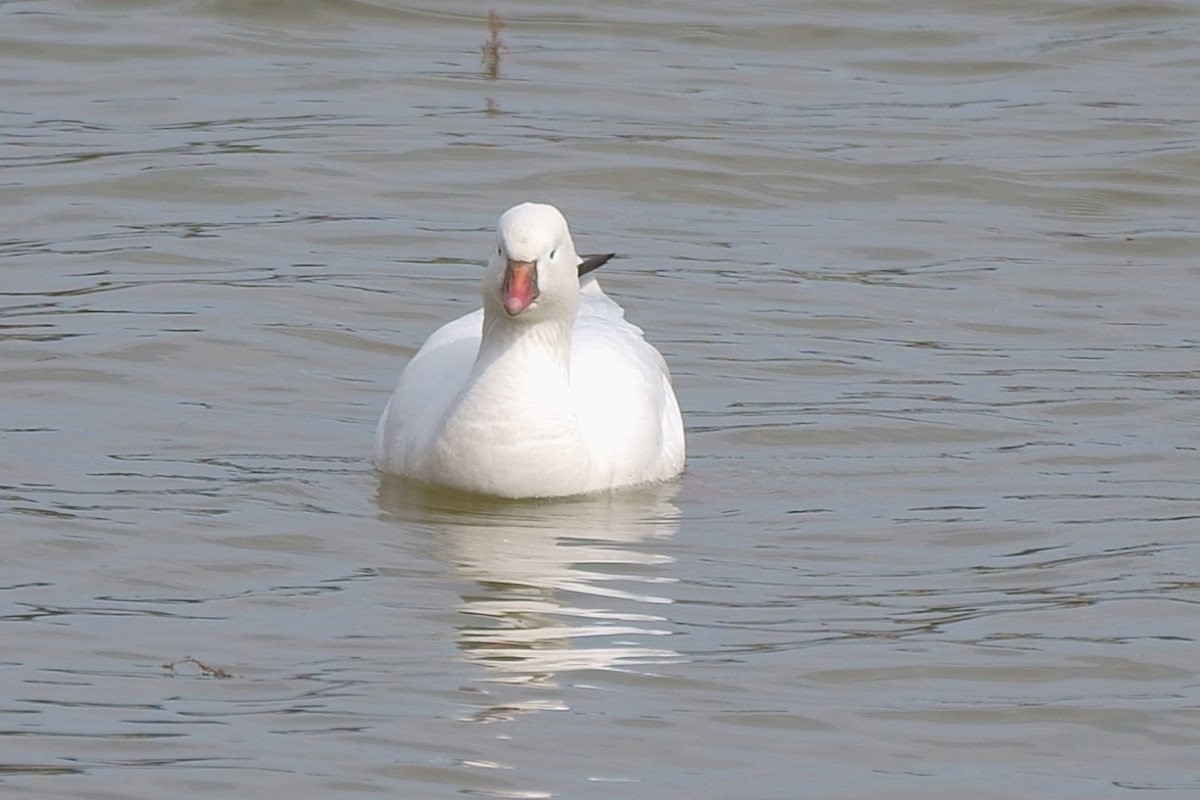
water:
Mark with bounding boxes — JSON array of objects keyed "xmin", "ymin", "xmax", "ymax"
[{"xmin": 3, "ymin": 0, "xmax": 1199, "ymax": 797}]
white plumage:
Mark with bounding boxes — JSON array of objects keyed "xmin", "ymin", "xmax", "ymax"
[{"xmin": 374, "ymin": 202, "xmax": 685, "ymax": 499}]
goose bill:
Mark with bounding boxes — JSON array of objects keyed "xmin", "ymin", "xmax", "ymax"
[{"xmin": 502, "ymin": 259, "xmax": 539, "ymax": 316}]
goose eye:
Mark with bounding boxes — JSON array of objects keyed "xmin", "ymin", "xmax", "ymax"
[{"xmin": 549, "ymin": 248, "xmax": 558, "ymax": 259}]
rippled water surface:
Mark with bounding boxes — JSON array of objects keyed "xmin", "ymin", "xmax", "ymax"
[{"xmin": 3, "ymin": 0, "xmax": 1200, "ymax": 797}]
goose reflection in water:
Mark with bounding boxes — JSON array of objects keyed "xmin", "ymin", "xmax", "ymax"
[{"xmin": 376, "ymin": 479, "xmax": 683, "ymax": 723}]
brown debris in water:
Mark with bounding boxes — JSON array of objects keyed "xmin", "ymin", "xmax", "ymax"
[
  {"xmin": 481, "ymin": 9, "xmax": 505, "ymax": 79},
  {"xmin": 162, "ymin": 655, "xmax": 235, "ymax": 679}
]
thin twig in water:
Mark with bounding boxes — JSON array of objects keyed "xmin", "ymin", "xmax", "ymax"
[
  {"xmin": 162, "ymin": 656, "xmax": 234, "ymax": 679},
  {"xmin": 481, "ymin": 9, "xmax": 505, "ymax": 79}
]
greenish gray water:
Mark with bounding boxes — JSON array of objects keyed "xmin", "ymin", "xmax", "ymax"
[{"xmin": 3, "ymin": 1, "xmax": 1199, "ymax": 797}]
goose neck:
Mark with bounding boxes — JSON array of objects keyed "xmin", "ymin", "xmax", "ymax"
[{"xmin": 476, "ymin": 311, "xmax": 573, "ymax": 375}]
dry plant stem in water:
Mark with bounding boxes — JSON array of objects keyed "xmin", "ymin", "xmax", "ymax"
[
  {"xmin": 481, "ymin": 9, "xmax": 504, "ymax": 79},
  {"xmin": 162, "ymin": 656, "xmax": 234, "ymax": 679}
]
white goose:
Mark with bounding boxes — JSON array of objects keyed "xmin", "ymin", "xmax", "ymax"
[{"xmin": 374, "ymin": 202, "xmax": 685, "ymax": 499}]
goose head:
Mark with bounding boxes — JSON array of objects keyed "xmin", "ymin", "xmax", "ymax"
[{"xmin": 484, "ymin": 203, "xmax": 582, "ymax": 322}]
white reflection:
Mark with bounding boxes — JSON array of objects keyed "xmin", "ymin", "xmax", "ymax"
[{"xmin": 376, "ymin": 479, "xmax": 683, "ymax": 705}]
